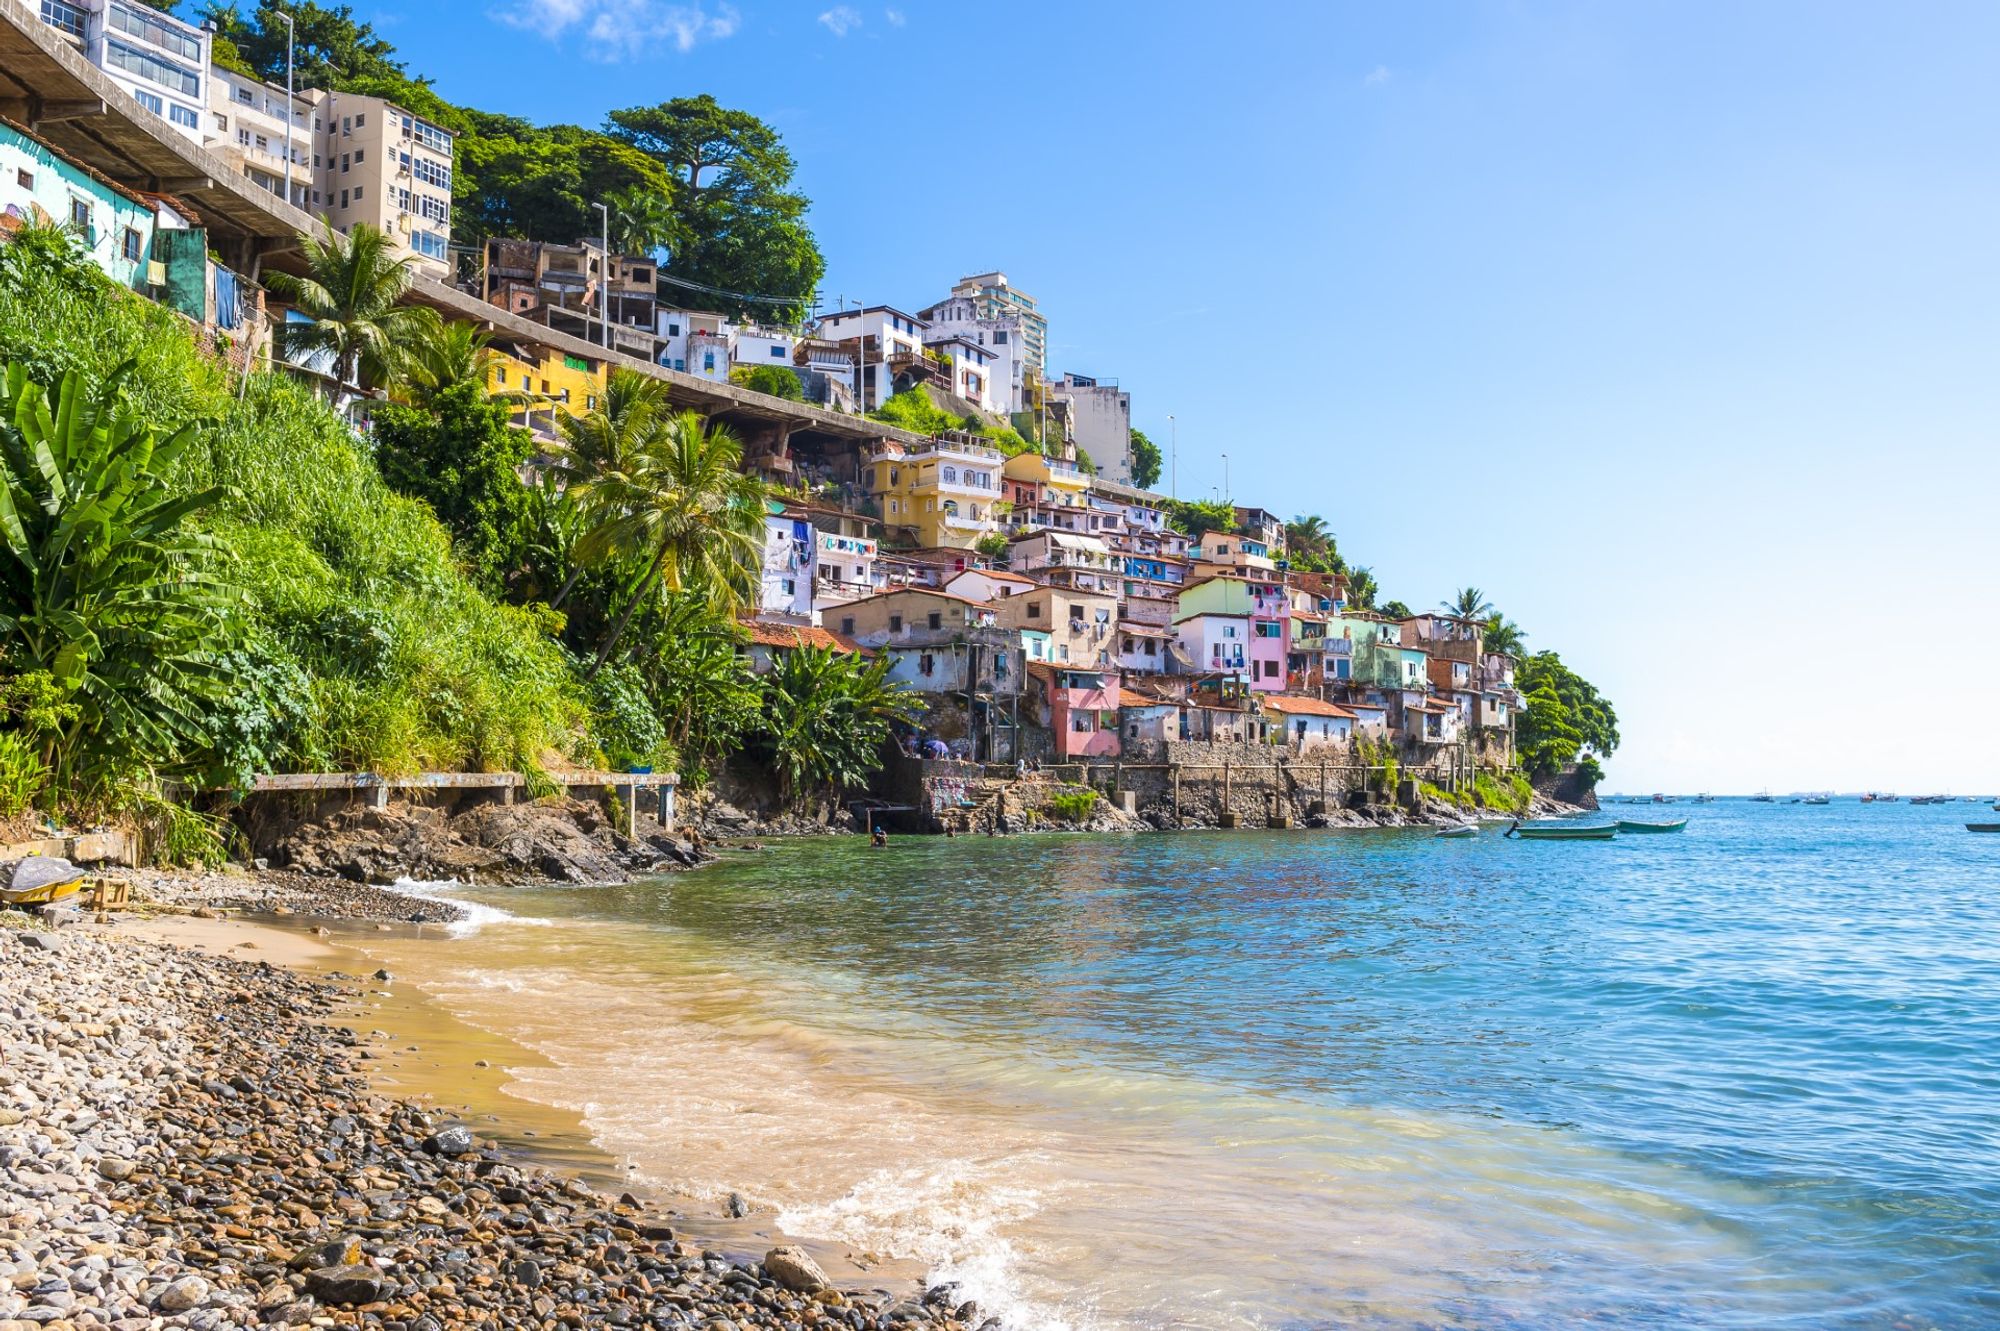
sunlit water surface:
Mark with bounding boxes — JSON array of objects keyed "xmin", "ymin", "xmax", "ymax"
[{"xmin": 355, "ymin": 800, "xmax": 2000, "ymax": 1330}]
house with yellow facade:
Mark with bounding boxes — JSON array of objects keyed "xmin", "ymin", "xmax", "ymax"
[
  {"xmin": 486, "ymin": 344, "xmax": 606, "ymax": 439},
  {"xmin": 864, "ymin": 433, "xmax": 1007, "ymax": 550}
]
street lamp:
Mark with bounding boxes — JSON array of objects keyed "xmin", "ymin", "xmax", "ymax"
[
  {"xmin": 1222, "ymin": 451, "xmax": 1230, "ymax": 505},
  {"xmin": 590, "ymin": 201, "xmax": 610, "ymax": 350},
  {"xmin": 277, "ymin": 7, "xmax": 295, "ymax": 208},
  {"xmin": 1168, "ymin": 413, "xmax": 1177, "ymax": 499}
]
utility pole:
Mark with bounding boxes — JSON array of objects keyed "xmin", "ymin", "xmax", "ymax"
[
  {"xmin": 591, "ymin": 201, "xmax": 610, "ymax": 350},
  {"xmin": 1169, "ymin": 414, "xmax": 1177, "ymax": 499},
  {"xmin": 1223, "ymin": 452, "xmax": 1230, "ymax": 505},
  {"xmin": 278, "ymin": 7, "xmax": 295, "ymax": 208}
]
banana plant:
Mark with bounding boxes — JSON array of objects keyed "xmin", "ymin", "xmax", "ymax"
[{"xmin": 0, "ymin": 360, "xmax": 241, "ymax": 792}]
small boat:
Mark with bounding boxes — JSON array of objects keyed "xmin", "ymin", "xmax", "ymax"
[
  {"xmin": 0, "ymin": 855, "xmax": 86, "ymax": 908},
  {"xmin": 1911, "ymin": 795, "xmax": 1948, "ymax": 806},
  {"xmin": 1507, "ymin": 821, "xmax": 1617, "ymax": 841},
  {"xmin": 1968, "ymin": 823, "xmax": 2000, "ymax": 834},
  {"xmin": 1803, "ymin": 795, "xmax": 1831, "ymax": 805},
  {"xmin": 1751, "ymin": 791, "xmax": 1775, "ymax": 803},
  {"xmin": 1692, "ymin": 794, "xmax": 1714, "ymax": 804},
  {"xmin": 1616, "ymin": 818, "xmax": 1687, "ymax": 833},
  {"xmin": 1434, "ymin": 824, "xmax": 1479, "ymax": 838}
]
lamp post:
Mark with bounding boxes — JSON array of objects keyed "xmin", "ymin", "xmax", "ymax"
[
  {"xmin": 590, "ymin": 201, "xmax": 610, "ymax": 350},
  {"xmin": 1222, "ymin": 451, "xmax": 1230, "ymax": 505},
  {"xmin": 1168, "ymin": 414, "xmax": 1177, "ymax": 499},
  {"xmin": 277, "ymin": 8, "xmax": 295, "ymax": 207}
]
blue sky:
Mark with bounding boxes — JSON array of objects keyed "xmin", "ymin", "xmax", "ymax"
[{"xmin": 366, "ymin": 1, "xmax": 1998, "ymax": 793}]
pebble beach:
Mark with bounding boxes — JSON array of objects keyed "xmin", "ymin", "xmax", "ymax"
[{"xmin": 0, "ymin": 918, "xmax": 990, "ymax": 1331}]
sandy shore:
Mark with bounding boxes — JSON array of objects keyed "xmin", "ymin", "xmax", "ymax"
[{"xmin": 0, "ymin": 912, "xmax": 992, "ymax": 1331}]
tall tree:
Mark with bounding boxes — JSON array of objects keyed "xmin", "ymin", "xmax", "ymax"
[
  {"xmin": 266, "ymin": 223, "xmax": 439, "ymax": 395},
  {"xmin": 546, "ymin": 367, "xmax": 674, "ymax": 609},
  {"xmin": 198, "ymin": 2, "xmax": 408, "ymax": 90},
  {"xmin": 1284, "ymin": 514, "xmax": 1345, "ymax": 574},
  {"xmin": 1444, "ymin": 587, "xmax": 1494, "ymax": 621},
  {"xmin": 1483, "ymin": 615, "xmax": 1527, "ymax": 658},
  {"xmin": 1343, "ymin": 565, "xmax": 1380, "ymax": 610},
  {"xmin": 1128, "ymin": 428, "xmax": 1162, "ymax": 489},
  {"xmin": 605, "ymin": 96, "xmax": 824, "ymax": 321},
  {"xmin": 369, "ymin": 381, "xmax": 534, "ymax": 595},
  {"xmin": 393, "ymin": 321, "xmax": 510, "ymax": 409},
  {"xmin": 453, "ymin": 116, "xmax": 674, "ymax": 249},
  {"xmin": 570, "ymin": 409, "xmax": 766, "ymax": 675},
  {"xmin": 1515, "ymin": 651, "xmax": 1619, "ymax": 777}
]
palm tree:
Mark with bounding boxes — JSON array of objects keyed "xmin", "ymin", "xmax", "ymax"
[
  {"xmin": 1344, "ymin": 565, "xmax": 1379, "ymax": 610},
  {"xmin": 395, "ymin": 320, "xmax": 516, "ymax": 409},
  {"xmin": 605, "ymin": 186, "xmax": 680, "ymax": 257},
  {"xmin": 571, "ymin": 409, "xmax": 766, "ymax": 676},
  {"xmin": 544, "ymin": 367, "xmax": 675, "ymax": 609},
  {"xmin": 1483, "ymin": 615, "xmax": 1527, "ymax": 658},
  {"xmin": 1444, "ymin": 586, "xmax": 1494, "ymax": 621},
  {"xmin": 267, "ymin": 223, "xmax": 440, "ymax": 397}
]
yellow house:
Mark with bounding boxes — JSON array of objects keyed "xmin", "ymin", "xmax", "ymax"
[
  {"xmin": 865, "ymin": 435, "xmax": 1007, "ymax": 550},
  {"xmin": 1001, "ymin": 449, "xmax": 1089, "ymax": 512},
  {"xmin": 487, "ymin": 346, "xmax": 606, "ymax": 436}
]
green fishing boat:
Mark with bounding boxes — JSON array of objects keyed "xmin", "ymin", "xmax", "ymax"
[
  {"xmin": 1615, "ymin": 818, "xmax": 1688, "ymax": 834},
  {"xmin": 1506, "ymin": 821, "xmax": 1617, "ymax": 841}
]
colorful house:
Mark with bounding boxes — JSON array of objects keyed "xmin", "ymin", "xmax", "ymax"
[
  {"xmin": 1176, "ymin": 575, "xmax": 1290, "ymax": 691},
  {"xmin": 1173, "ymin": 611, "xmax": 1250, "ymax": 681},
  {"xmin": 865, "ymin": 435, "xmax": 1006, "ymax": 550},
  {"xmin": 2, "ymin": 119, "xmax": 162, "ymax": 291},
  {"xmin": 1026, "ymin": 663, "xmax": 1121, "ymax": 759},
  {"xmin": 758, "ymin": 502, "xmax": 817, "ymax": 624},
  {"xmin": 993, "ymin": 584, "xmax": 1119, "ymax": 670},
  {"xmin": 1263, "ymin": 695, "xmax": 1356, "ymax": 751}
]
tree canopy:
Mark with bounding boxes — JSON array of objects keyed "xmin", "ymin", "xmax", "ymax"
[
  {"xmin": 1128, "ymin": 429, "xmax": 1162, "ymax": 489},
  {"xmin": 1515, "ymin": 650, "xmax": 1620, "ymax": 778}
]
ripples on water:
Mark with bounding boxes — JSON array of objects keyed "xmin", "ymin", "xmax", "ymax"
[{"xmin": 367, "ymin": 801, "xmax": 2000, "ymax": 1330}]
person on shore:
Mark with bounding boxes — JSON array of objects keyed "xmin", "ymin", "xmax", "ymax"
[{"xmin": 871, "ymin": 825, "xmax": 889, "ymax": 848}]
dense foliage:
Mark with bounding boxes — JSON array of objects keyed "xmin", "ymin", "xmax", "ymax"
[
  {"xmin": 1516, "ymin": 650, "xmax": 1621, "ymax": 779},
  {"xmin": 731, "ymin": 365, "xmax": 804, "ymax": 400},
  {"xmin": 369, "ymin": 381, "xmax": 534, "ymax": 596},
  {"xmin": 751, "ymin": 648, "xmax": 919, "ymax": 806},
  {"xmin": 1128, "ymin": 429, "xmax": 1162, "ymax": 489},
  {"xmin": 1163, "ymin": 498, "xmax": 1235, "ymax": 539}
]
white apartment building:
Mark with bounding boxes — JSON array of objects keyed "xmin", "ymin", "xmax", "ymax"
[
  {"xmin": 38, "ymin": 0, "xmax": 211, "ymax": 145},
  {"xmin": 306, "ymin": 90, "xmax": 455, "ymax": 278},
  {"xmin": 815, "ymin": 305, "xmax": 930, "ymax": 410},
  {"xmin": 1048, "ymin": 372, "xmax": 1134, "ymax": 484},
  {"xmin": 949, "ymin": 271, "xmax": 1046, "ymax": 375},
  {"xmin": 917, "ymin": 293, "xmax": 1029, "ymax": 413},
  {"xmin": 206, "ymin": 70, "xmax": 311, "ymax": 210}
]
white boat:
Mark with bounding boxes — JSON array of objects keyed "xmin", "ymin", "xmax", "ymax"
[{"xmin": 1435, "ymin": 824, "xmax": 1479, "ymax": 838}]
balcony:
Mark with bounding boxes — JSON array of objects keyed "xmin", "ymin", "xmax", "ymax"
[{"xmin": 40, "ymin": 0, "xmax": 86, "ymax": 39}]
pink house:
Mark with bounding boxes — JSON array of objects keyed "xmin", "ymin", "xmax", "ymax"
[
  {"xmin": 1027, "ymin": 662, "xmax": 1122, "ymax": 759},
  {"xmin": 1174, "ymin": 574, "xmax": 1290, "ymax": 692}
]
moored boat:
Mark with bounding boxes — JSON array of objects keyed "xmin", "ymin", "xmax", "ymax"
[
  {"xmin": 1968, "ymin": 823, "xmax": 2000, "ymax": 834},
  {"xmin": 1434, "ymin": 824, "xmax": 1479, "ymax": 838},
  {"xmin": 1615, "ymin": 818, "xmax": 1687, "ymax": 833},
  {"xmin": 0, "ymin": 855, "xmax": 86, "ymax": 909},
  {"xmin": 1751, "ymin": 791, "xmax": 1775, "ymax": 803},
  {"xmin": 1803, "ymin": 794, "xmax": 1832, "ymax": 805},
  {"xmin": 1506, "ymin": 821, "xmax": 1617, "ymax": 841}
]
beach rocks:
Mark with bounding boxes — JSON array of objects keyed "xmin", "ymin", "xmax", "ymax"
[
  {"xmin": 763, "ymin": 1246, "xmax": 830, "ymax": 1293},
  {"xmin": 0, "ymin": 926, "xmax": 977, "ymax": 1331}
]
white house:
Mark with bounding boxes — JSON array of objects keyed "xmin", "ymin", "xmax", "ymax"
[
  {"xmin": 38, "ymin": 0, "xmax": 212, "ymax": 145},
  {"xmin": 657, "ymin": 308, "xmax": 734, "ymax": 381},
  {"xmin": 1119, "ymin": 691, "xmax": 1182, "ymax": 745},
  {"xmin": 1115, "ymin": 622, "xmax": 1173, "ymax": 676},
  {"xmin": 733, "ymin": 324, "xmax": 797, "ymax": 372},
  {"xmin": 758, "ymin": 507, "xmax": 817, "ymax": 624},
  {"xmin": 1264, "ymin": 695, "xmax": 1355, "ymax": 751},
  {"xmin": 916, "ymin": 294, "xmax": 1030, "ymax": 413},
  {"xmin": 926, "ymin": 335, "xmax": 999, "ymax": 412},
  {"xmin": 814, "ymin": 306, "xmax": 931, "ymax": 410},
  {"xmin": 944, "ymin": 568, "xmax": 1039, "ymax": 603},
  {"xmin": 1175, "ymin": 612, "xmax": 1250, "ymax": 680}
]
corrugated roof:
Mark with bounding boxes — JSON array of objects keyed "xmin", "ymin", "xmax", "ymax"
[{"xmin": 1263, "ymin": 696, "xmax": 1357, "ymax": 718}]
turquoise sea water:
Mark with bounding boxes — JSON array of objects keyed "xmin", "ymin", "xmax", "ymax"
[{"xmin": 373, "ymin": 799, "xmax": 2000, "ymax": 1330}]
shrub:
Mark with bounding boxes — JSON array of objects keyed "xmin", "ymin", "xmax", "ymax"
[
  {"xmin": 1046, "ymin": 789, "xmax": 1099, "ymax": 823},
  {"xmin": 0, "ymin": 731, "xmax": 46, "ymax": 817},
  {"xmin": 732, "ymin": 364, "xmax": 803, "ymax": 400}
]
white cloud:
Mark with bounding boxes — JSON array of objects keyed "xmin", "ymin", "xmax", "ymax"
[
  {"xmin": 1362, "ymin": 65, "xmax": 1392, "ymax": 87},
  {"xmin": 818, "ymin": 5, "xmax": 861, "ymax": 36},
  {"xmin": 883, "ymin": 7, "xmax": 905, "ymax": 25},
  {"xmin": 496, "ymin": 0, "xmax": 740, "ymax": 58}
]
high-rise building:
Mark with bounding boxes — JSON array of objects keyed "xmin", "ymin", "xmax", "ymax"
[
  {"xmin": 948, "ymin": 271, "xmax": 1047, "ymax": 376},
  {"xmin": 206, "ymin": 70, "xmax": 312, "ymax": 211},
  {"xmin": 1047, "ymin": 372, "xmax": 1133, "ymax": 485},
  {"xmin": 36, "ymin": 0, "xmax": 212, "ymax": 146},
  {"xmin": 305, "ymin": 90, "xmax": 455, "ymax": 279}
]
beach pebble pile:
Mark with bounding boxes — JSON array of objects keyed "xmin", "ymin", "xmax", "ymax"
[{"xmin": 0, "ymin": 928, "xmax": 992, "ymax": 1330}]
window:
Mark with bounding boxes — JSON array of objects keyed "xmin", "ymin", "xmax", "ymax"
[
  {"xmin": 1262, "ymin": 661, "xmax": 1279, "ymax": 678},
  {"xmin": 666, "ymin": 322, "xmax": 680, "ymax": 336},
  {"xmin": 993, "ymin": 330, "xmax": 1008, "ymax": 344},
  {"xmin": 630, "ymin": 267, "xmax": 650, "ymax": 283},
  {"xmin": 353, "ymin": 148, "xmax": 365, "ymax": 165},
  {"xmin": 411, "ymin": 119, "xmax": 451, "ymax": 154},
  {"xmin": 121, "ymin": 227, "xmax": 143, "ymax": 262},
  {"xmin": 134, "ymin": 90, "xmax": 163, "ymax": 114},
  {"xmin": 255, "ymin": 134, "xmax": 269, "ymax": 151},
  {"xmin": 889, "ymin": 615, "xmax": 903, "ymax": 633},
  {"xmin": 108, "ymin": 1, "xmax": 202, "ymax": 61},
  {"xmin": 494, "ymin": 368, "xmax": 507, "ymax": 386},
  {"xmin": 1027, "ymin": 602, "xmax": 1041, "ymax": 619},
  {"xmin": 927, "ymin": 612, "xmax": 942, "ymax": 631},
  {"xmin": 105, "ymin": 38, "xmax": 199, "ymax": 97},
  {"xmin": 353, "ymin": 186, "xmax": 363, "ymax": 200},
  {"xmin": 412, "ymin": 156, "xmax": 451, "ymax": 189},
  {"xmin": 771, "ymin": 345, "xmax": 785, "ymax": 358},
  {"xmin": 339, "ymin": 189, "xmax": 348, "ymax": 208},
  {"xmin": 14, "ymin": 170, "xmax": 30, "ymax": 189},
  {"xmin": 213, "ymin": 113, "xmax": 227, "ymax": 131},
  {"xmin": 342, "ymin": 116, "xmax": 351, "ymax": 134},
  {"xmin": 169, "ymin": 103, "xmax": 199, "ymax": 129},
  {"xmin": 840, "ymin": 617, "xmax": 855, "ymax": 635},
  {"xmin": 68, "ymin": 198, "xmax": 90, "ymax": 231},
  {"xmin": 354, "ymin": 113, "xmax": 366, "ymax": 128}
]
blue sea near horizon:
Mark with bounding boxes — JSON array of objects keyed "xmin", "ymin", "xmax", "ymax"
[{"xmin": 364, "ymin": 798, "xmax": 2000, "ymax": 1330}]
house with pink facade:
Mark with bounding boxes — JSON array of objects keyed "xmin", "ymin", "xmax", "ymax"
[
  {"xmin": 1026, "ymin": 662, "xmax": 1122, "ymax": 759},
  {"xmin": 1174, "ymin": 575, "xmax": 1289, "ymax": 691}
]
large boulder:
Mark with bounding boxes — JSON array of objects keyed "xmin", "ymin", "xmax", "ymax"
[{"xmin": 763, "ymin": 1245, "xmax": 830, "ymax": 1293}]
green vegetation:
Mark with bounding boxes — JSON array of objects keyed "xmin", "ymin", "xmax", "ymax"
[
  {"xmin": 752, "ymin": 647, "xmax": 919, "ymax": 807},
  {"xmin": 1516, "ymin": 651, "xmax": 1620, "ymax": 779},
  {"xmin": 1284, "ymin": 514, "xmax": 1344, "ymax": 575},
  {"xmin": 0, "ymin": 234, "xmax": 589, "ymax": 796},
  {"xmin": 1444, "ymin": 586, "xmax": 1494, "ymax": 620},
  {"xmin": 265, "ymin": 224, "xmax": 439, "ymax": 395},
  {"xmin": 1473, "ymin": 770, "xmax": 1535, "ymax": 813},
  {"xmin": 1418, "ymin": 780, "xmax": 1468, "ymax": 809},
  {"xmin": 1045, "ymin": 788, "xmax": 1100, "ymax": 823},
  {"xmin": 1128, "ymin": 429, "xmax": 1162, "ymax": 489},
  {"xmin": 974, "ymin": 532, "xmax": 1010, "ymax": 560},
  {"xmin": 730, "ymin": 364, "xmax": 804, "ymax": 401},
  {"xmin": 1164, "ymin": 497, "xmax": 1235, "ymax": 539},
  {"xmin": 1377, "ymin": 599, "xmax": 1413, "ymax": 621},
  {"xmin": 369, "ymin": 381, "xmax": 533, "ymax": 597},
  {"xmin": 194, "ymin": 7, "xmax": 823, "ymax": 318},
  {"xmin": 1343, "ymin": 565, "xmax": 1379, "ymax": 610}
]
